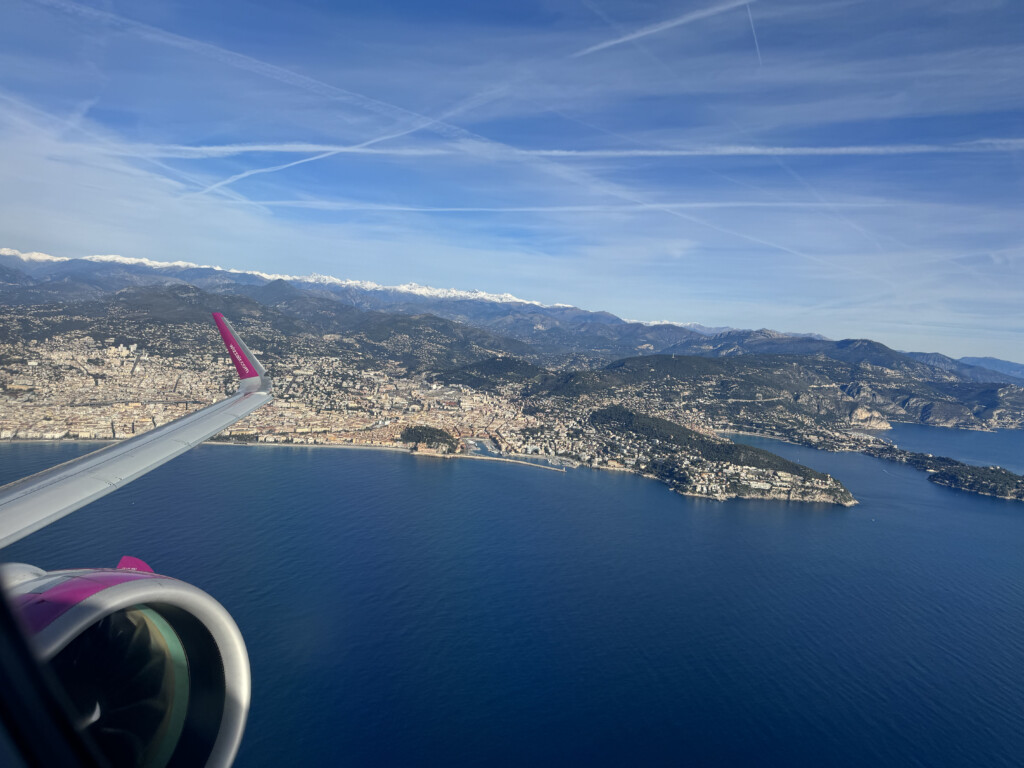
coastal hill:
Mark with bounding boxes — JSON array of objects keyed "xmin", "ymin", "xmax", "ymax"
[
  {"xmin": 518, "ymin": 353, "xmax": 1024, "ymax": 432},
  {"xmin": 589, "ymin": 406, "xmax": 855, "ymax": 506},
  {"xmin": 2, "ymin": 249, "xmax": 1023, "ymax": 505}
]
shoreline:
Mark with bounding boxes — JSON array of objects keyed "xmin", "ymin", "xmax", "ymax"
[
  {"xmin": 209, "ymin": 440, "xmax": 569, "ymax": 471},
  {"xmin": 0, "ymin": 437, "xmax": 857, "ymax": 505},
  {"xmin": 723, "ymin": 427, "xmax": 1024, "ymax": 504},
  {"xmin": 0, "ymin": 436, "xmax": 569, "ymax": 473},
  {"xmin": 0, "ymin": 436, "xmax": 846, "ymax": 500}
]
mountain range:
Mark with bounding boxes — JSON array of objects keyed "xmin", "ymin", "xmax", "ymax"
[{"xmin": 1, "ymin": 247, "xmax": 1021, "ymax": 385}]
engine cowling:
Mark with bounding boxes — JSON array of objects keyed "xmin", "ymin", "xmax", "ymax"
[{"xmin": 1, "ymin": 559, "xmax": 249, "ymax": 768}]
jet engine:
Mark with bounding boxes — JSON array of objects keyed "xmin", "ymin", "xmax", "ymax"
[{"xmin": 1, "ymin": 558, "xmax": 249, "ymax": 768}]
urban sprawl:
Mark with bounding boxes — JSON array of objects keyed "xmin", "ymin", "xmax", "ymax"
[{"xmin": 0, "ymin": 331, "xmax": 855, "ymax": 505}]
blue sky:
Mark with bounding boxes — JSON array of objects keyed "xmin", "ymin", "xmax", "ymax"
[{"xmin": 1, "ymin": 0, "xmax": 1021, "ymax": 359}]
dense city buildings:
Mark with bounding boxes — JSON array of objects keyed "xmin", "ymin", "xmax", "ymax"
[{"xmin": 0, "ymin": 328, "xmax": 856, "ymax": 504}]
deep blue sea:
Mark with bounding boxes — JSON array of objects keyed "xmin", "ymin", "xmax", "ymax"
[
  {"xmin": 880, "ymin": 422, "xmax": 1024, "ymax": 474},
  {"xmin": 2, "ymin": 428, "xmax": 1023, "ymax": 767}
]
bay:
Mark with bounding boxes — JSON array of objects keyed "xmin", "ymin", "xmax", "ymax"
[
  {"xmin": 1, "ymin": 438, "xmax": 1023, "ymax": 767},
  {"xmin": 877, "ymin": 422, "xmax": 1024, "ymax": 474}
]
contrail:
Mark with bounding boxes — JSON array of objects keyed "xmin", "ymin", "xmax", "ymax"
[
  {"xmin": 24, "ymin": 0, "xmax": 461, "ymax": 138},
  {"xmin": 119, "ymin": 138, "xmax": 1024, "ymax": 160},
  {"xmin": 571, "ymin": 0, "xmax": 752, "ymax": 58},
  {"xmin": 771, "ymin": 157, "xmax": 888, "ymax": 252},
  {"xmin": 243, "ymin": 200, "xmax": 879, "ymax": 213},
  {"xmin": 746, "ymin": 4, "xmax": 762, "ymax": 66},
  {"xmin": 580, "ymin": 0, "xmax": 682, "ymax": 79},
  {"xmin": 194, "ymin": 117, "xmax": 446, "ymax": 195},
  {"xmin": 520, "ymin": 156, "xmax": 886, "ymax": 282},
  {"xmin": 123, "ymin": 143, "xmax": 449, "ymax": 159},
  {"xmin": 523, "ymin": 140, "xmax": 1024, "ymax": 157},
  {"xmin": 0, "ymin": 89, "xmax": 258, "ymax": 205},
  {"xmin": 196, "ymin": 150, "xmax": 344, "ymax": 196},
  {"xmin": 23, "ymin": 0, "xmax": 884, "ymax": 280},
  {"xmin": 192, "ymin": 84, "xmax": 509, "ymax": 194}
]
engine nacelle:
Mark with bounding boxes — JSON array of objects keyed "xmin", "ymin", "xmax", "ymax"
[{"xmin": 1, "ymin": 560, "xmax": 249, "ymax": 768}]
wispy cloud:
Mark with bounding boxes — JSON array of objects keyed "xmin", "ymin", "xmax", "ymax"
[
  {"xmin": 24, "ymin": 0, "xmax": 453, "ymax": 135},
  {"xmin": 570, "ymin": 0, "xmax": 753, "ymax": 58},
  {"xmin": 0, "ymin": 90, "xmax": 258, "ymax": 205},
  {"xmin": 24, "ymin": 0, "xmax": 854, "ymax": 279},
  {"xmin": 5, "ymin": 0, "xmax": 1023, "ymax": 357}
]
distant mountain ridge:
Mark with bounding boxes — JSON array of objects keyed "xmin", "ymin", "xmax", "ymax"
[
  {"xmin": 1, "ymin": 247, "xmax": 1021, "ymax": 382},
  {"xmin": 959, "ymin": 357, "xmax": 1024, "ymax": 381},
  {"xmin": 0, "ymin": 248, "xmax": 766, "ymax": 364},
  {"xmin": 901, "ymin": 351, "xmax": 1024, "ymax": 385},
  {"xmin": 0, "ymin": 248, "xmax": 569, "ymax": 307}
]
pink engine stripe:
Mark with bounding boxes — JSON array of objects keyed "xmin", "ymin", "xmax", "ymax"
[
  {"xmin": 213, "ymin": 312, "xmax": 259, "ymax": 379},
  {"xmin": 14, "ymin": 570, "xmax": 168, "ymax": 635}
]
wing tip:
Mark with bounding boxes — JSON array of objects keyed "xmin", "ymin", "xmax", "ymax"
[{"xmin": 212, "ymin": 312, "xmax": 262, "ymax": 381}]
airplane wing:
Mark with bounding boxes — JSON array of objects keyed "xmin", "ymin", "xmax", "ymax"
[{"xmin": 0, "ymin": 313, "xmax": 273, "ymax": 549}]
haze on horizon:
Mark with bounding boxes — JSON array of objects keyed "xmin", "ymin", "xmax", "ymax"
[{"xmin": 0, "ymin": 0, "xmax": 1021, "ymax": 360}]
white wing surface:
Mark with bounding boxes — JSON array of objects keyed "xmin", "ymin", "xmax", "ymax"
[{"xmin": 0, "ymin": 313, "xmax": 273, "ymax": 549}]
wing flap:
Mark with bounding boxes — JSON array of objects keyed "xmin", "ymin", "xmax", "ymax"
[{"xmin": 0, "ymin": 315, "xmax": 273, "ymax": 549}]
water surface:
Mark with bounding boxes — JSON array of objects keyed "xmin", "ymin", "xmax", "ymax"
[
  {"xmin": 2, "ymin": 439, "xmax": 1022, "ymax": 767},
  {"xmin": 877, "ymin": 422, "xmax": 1024, "ymax": 474}
]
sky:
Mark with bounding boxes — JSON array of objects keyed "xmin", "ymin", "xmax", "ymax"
[{"xmin": 0, "ymin": 0, "xmax": 1021, "ymax": 360}]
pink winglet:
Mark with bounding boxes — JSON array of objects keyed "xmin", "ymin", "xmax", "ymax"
[
  {"xmin": 213, "ymin": 312, "xmax": 259, "ymax": 379},
  {"xmin": 117, "ymin": 556, "xmax": 154, "ymax": 572}
]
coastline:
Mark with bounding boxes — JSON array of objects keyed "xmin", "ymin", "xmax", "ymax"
[
  {"xmin": 0, "ymin": 436, "xmax": 848, "ymax": 500},
  {"xmin": 724, "ymin": 427, "xmax": 1024, "ymax": 504},
  {"xmin": 0, "ymin": 436, "xmax": 569, "ymax": 473},
  {"xmin": 0, "ymin": 435, "xmax": 857, "ymax": 505}
]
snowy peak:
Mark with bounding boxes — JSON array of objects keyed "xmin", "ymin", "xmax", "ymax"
[
  {"xmin": 297, "ymin": 273, "xmax": 547, "ymax": 305},
  {"xmin": 83, "ymin": 254, "xmax": 204, "ymax": 270},
  {"xmin": 0, "ymin": 248, "xmax": 553, "ymax": 307},
  {"xmin": 0, "ymin": 247, "xmax": 69, "ymax": 263}
]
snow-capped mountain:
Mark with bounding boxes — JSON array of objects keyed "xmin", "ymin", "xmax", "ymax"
[{"xmin": 2, "ymin": 247, "xmax": 1019, "ymax": 381}]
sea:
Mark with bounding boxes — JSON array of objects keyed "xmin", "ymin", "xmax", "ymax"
[{"xmin": 1, "ymin": 425, "xmax": 1023, "ymax": 767}]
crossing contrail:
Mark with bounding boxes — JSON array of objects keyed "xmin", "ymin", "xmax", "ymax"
[{"xmin": 571, "ymin": 0, "xmax": 752, "ymax": 58}]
